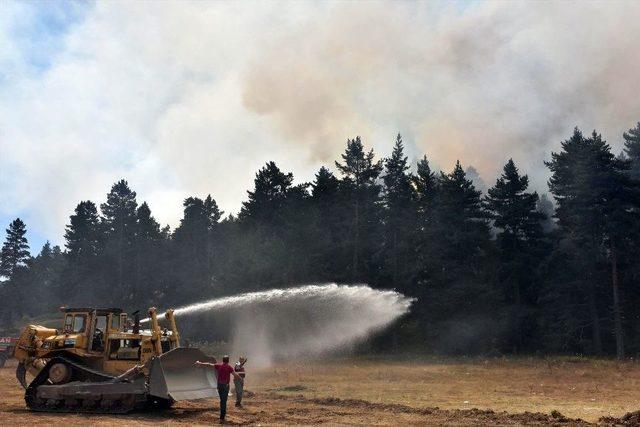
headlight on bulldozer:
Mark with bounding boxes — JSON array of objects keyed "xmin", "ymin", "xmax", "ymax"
[{"xmin": 63, "ymin": 339, "xmax": 75, "ymax": 347}]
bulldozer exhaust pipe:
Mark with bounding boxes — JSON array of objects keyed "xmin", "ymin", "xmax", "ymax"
[
  {"xmin": 165, "ymin": 309, "xmax": 181, "ymax": 347},
  {"xmin": 148, "ymin": 307, "xmax": 163, "ymax": 356}
]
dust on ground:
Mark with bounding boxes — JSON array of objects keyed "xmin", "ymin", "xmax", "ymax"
[{"xmin": 1, "ymin": 358, "xmax": 639, "ymax": 426}]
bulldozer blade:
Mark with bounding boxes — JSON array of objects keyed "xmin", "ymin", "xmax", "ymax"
[
  {"xmin": 148, "ymin": 347, "xmax": 218, "ymax": 401},
  {"xmin": 16, "ymin": 362, "xmax": 27, "ymax": 389}
]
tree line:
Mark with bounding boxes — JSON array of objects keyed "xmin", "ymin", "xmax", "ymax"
[{"xmin": 2, "ymin": 123, "xmax": 640, "ymax": 358}]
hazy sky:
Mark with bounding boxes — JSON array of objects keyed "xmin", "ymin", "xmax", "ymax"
[{"xmin": 1, "ymin": 1, "xmax": 640, "ymax": 251}]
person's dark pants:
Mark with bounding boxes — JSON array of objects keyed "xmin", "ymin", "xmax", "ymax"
[
  {"xmin": 217, "ymin": 383, "xmax": 230, "ymax": 420},
  {"xmin": 234, "ymin": 377, "xmax": 244, "ymax": 405}
]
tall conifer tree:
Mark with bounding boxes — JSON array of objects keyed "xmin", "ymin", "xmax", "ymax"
[
  {"xmin": 0, "ymin": 218, "xmax": 30, "ymax": 279},
  {"xmin": 624, "ymin": 122, "xmax": 640, "ymax": 180},
  {"xmin": 485, "ymin": 159, "xmax": 545, "ymax": 352},
  {"xmin": 0, "ymin": 218, "xmax": 30, "ymax": 322},
  {"xmin": 382, "ymin": 134, "xmax": 415, "ymax": 289},
  {"xmin": 100, "ymin": 180, "xmax": 138, "ymax": 303},
  {"xmin": 547, "ymin": 128, "xmax": 639, "ymax": 358},
  {"xmin": 310, "ymin": 167, "xmax": 343, "ymax": 279},
  {"xmin": 65, "ymin": 201, "xmax": 101, "ymax": 259},
  {"xmin": 240, "ymin": 162, "xmax": 293, "ymax": 226},
  {"xmin": 335, "ymin": 137, "xmax": 383, "ymax": 281}
]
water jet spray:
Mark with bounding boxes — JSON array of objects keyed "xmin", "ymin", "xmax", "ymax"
[{"xmin": 143, "ymin": 283, "xmax": 413, "ymax": 366}]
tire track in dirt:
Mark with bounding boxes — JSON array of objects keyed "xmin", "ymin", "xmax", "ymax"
[{"xmin": 265, "ymin": 392, "xmax": 593, "ymax": 426}]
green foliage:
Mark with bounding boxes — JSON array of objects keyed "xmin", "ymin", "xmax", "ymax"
[
  {"xmin": 546, "ymin": 128, "xmax": 640, "ymax": 357},
  {"xmin": 334, "ymin": 137, "xmax": 383, "ymax": 281},
  {"xmin": 65, "ymin": 201, "xmax": 101, "ymax": 259},
  {"xmin": 100, "ymin": 179, "xmax": 138, "ymax": 235},
  {"xmin": 0, "ymin": 218, "xmax": 30, "ymax": 279},
  {"xmin": 240, "ymin": 161, "xmax": 294, "ymax": 226},
  {"xmin": 624, "ymin": 122, "xmax": 640, "ymax": 180},
  {"xmin": 99, "ymin": 180, "xmax": 139, "ymax": 304},
  {"xmin": 413, "ymin": 161, "xmax": 496, "ymax": 354},
  {"xmin": 485, "ymin": 160, "xmax": 546, "ymax": 352},
  {"xmin": 433, "ymin": 161, "xmax": 490, "ymax": 263},
  {"xmin": 2, "ymin": 123, "xmax": 640, "ymax": 358},
  {"xmin": 381, "ymin": 134, "xmax": 416, "ymax": 290},
  {"xmin": 0, "ymin": 218, "xmax": 32, "ymax": 323},
  {"xmin": 485, "ymin": 159, "xmax": 544, "ymax": 241},
  {"xmin": 21, "ymin": 242, "xmax": 66, "ymax": 316},
  {"xmin": 413, "ymin": 156, "xmax": 437, "ymax": 214}
]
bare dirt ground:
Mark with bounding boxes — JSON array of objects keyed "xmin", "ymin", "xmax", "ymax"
[{"xmin": 2, "ymin": 357, "xmax": 640, "ymax": 426}]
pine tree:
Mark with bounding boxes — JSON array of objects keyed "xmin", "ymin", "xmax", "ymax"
[
  {"xmin": 174, "ymin": 196, "xmax": 222, "ymax": 249},
  {"xmin": 204, "ymin": 195, "xmax": 223, "ymax": 231},
  {"xmin": 429, "ymin": 160, "xmax": 491, "ymax": 280},
  {"xmin": 100, "ymin": 180, "xmax": 138, "ymax": 304},
  {"xmin": 546, "ymin": 128, "xmax": 640, "ymax": 358},
  {"xmin": 485, "ymin": 159, "xmax": 544, "ymax": 241},
  {"xmin": 171, "ymin": 195, "xmax": 224, "ymax": 302},
  {"xmin": 435, "ymin": 161, "xmax": 490, "ymax": 251},
  {"xmin": 23, "ymin": 242, "xmax": 66, "ymax": 314},
  {"xmin": 136, "ymin": 202, "xmax": 161, "ymax": 241},
  {"xmin": 174, "ymin": 197, "xmax": 212, "ymax": 264},
  {"xmin": 335, "ymin": 137, "xmax": 383, "ymax": 281},
  {"xmin": 65, "ymin": 201, "xmax": 101, "ymax": 259},
  {"xmin": 101, "ymin": 180, "xmax": 138, "ymax": 235},
  {"xmin": 40, "ymin": 241, "xmax": 52, "ymax": 258},
  {"xmin": 0, "ymin": 219, "xmax": 30, "ymax": 323},
  {"xmin": 240, "ymin": 161, "xmax": 294, "ymax": 226},
  {"xmin": 310, "ymin": 167, "xmax": 343, "ymax": 279},
  {"xmin": 412, "ymin": 155, "xmax": 438, "ymax": 291},
  {"xmin": 382, "ymin": 134, "xmax": 415, "ymax": 289},
  {"xmin": 63, "ymin": 201, "xmax": 103, "ymax": 304},
  {"xmin": 624, "ymin": 122, "xmax": 640, "ymax": 180},
  {"xmin": 312, "ymin": 167, "xmax": 339, "ymax": 202},
  {"xmin": 546, "ymin": 128, "xmax": 604, "ymax": 354},
  {"xmin": 0, "ymin": 218, "xmax": 30, "ymax": 279},
  {"xmin": 484, "ymin": 159, "xmax": 545, "ymax": 352},
  {"xmin": 335, "ymin": 137, "xmax": 383, "ymax": 187},
  {"xmin": 417, "ymin": 161, "xmax": 494, "ymax": 353},
  {"xmin": 413, "ymin": 155, "xmax": 438, "ymax": 233},
  {"xmin": 132, "ymin": 202, "xmax": 164, "ymax": 305}
]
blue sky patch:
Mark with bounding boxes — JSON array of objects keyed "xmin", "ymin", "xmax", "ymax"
[{"xmin": 7, "ymin": 1, "xmax": 92, "ymax": 73}]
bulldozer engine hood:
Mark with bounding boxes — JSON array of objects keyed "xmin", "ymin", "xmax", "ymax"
[{"xmin": 42, "ymin": 333, "xmax": 85, "ymax": 349}]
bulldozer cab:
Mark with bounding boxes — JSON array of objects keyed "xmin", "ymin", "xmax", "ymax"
[
  {"xmin": 60, "ymin": 308, "xmax": 122, "ymax": 350},
  {"xmin": 63, "ymin": 312, "xmax": 86, "ymax": 334},
  {"xmin": 56, "ymin": 307, "xmax": 181, "ymax": 374}
]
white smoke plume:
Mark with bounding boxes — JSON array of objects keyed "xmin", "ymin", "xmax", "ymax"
[{"xmin": 1, "ymin": 1, "xmax": 640, "ymax": 242}]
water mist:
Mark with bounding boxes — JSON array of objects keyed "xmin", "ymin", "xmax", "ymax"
[{"xmin": 144, "ymin": 283, "xmax": 413, "ymax": 366}]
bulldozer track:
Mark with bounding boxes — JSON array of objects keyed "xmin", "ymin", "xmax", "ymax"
[{"xmin": 24, "ymin": 357, "xmax": 148, "ymax": 414}]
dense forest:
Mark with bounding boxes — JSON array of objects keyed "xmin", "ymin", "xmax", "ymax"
[{"xmin": 2, "ymin": 123, "xmax": 640, "ymax": 358}]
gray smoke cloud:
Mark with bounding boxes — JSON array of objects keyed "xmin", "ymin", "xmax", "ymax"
[
  {"xmin": 1, "ymin": 1, "xmax": 639, "ymax": 242},
  {"xmin": 241, "ymin": 1, "xmax": 640, "ymax": 189}
]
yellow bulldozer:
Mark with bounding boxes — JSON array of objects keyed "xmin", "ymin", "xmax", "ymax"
[{"xmin": 13, "ymin": 306, "xmax": 217, "ymax": 413}]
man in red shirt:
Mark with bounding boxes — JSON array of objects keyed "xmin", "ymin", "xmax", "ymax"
[{"xmin": 195, "ymin": 355, "xmax": 241, "ymax": 423}]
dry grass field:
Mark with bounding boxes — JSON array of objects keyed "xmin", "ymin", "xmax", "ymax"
[{"xmin": 2, "ymin": 357, "xmax": 640, "ymax": 425}]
